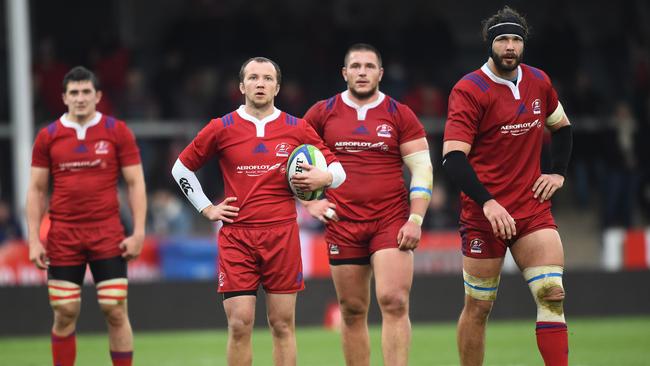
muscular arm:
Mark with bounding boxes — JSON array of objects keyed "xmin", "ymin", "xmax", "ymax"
[
  {"xmin": 25, "ymin": 167, "xmax": 49, "ymax": 269},
  {"xmin": 120, "ymin": 164, "xmax": 147, "ymax": 260},
  {"xmin": 400, "ymin": 137, "xmax": 432, "ymax": 222}
]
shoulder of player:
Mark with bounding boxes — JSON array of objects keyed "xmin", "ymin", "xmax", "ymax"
[
  {"xmin": 382, "ymin": 95, "xmax": 416, "ymax": 117},
  {"xmin": 454, "ymin": 70, "xmax": 491, "ymax": 95},
  {"xmin": 521, "ymin": 64, "xmax": 553, "ymax": 85},
  {"xmin": 306, "ymin": 94, "xmax": 339, "ymax": 116}
]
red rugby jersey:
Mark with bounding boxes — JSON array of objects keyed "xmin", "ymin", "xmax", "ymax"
[
  {"xmin": 304, "ymin": 91, "xmax": 426, "ymax": 221},
  {"xmin": 31, "ymin": 113, "xmax": 141, "ymax": 223},
  {"xmin": 179, "ymin": 106, "xmax": 338, "ymax": 227},
  {"xmin": 444, "ymin": 63, "xmax": 560, "ymax": 221}
]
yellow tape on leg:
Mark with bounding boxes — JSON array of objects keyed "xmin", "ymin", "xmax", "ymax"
[
  {"xmin": 48, "ymin": 280, "xmax": 82, "ymax": 306},
  {"xmin": 96, "ymin": 278, "xmax": 128, "ymax": 305},
  {"xmin": 523, "ymin": 265, "xmax": 565, "ymax": 323},
  {"xmin": 463, "ymin": 270, "xmax": 500, "ymax": 301}
]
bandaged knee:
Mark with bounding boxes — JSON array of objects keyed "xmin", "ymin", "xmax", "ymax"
[
  {"xmin": 96, "ymin": 278, "xmax": 128, "ymax": 305},
  {"xmin": 463, "ymin": 270, "xmax": 500, "ymax": 301},
  {"xmin": 523, "ymin": 266, "xmax": 565, "ymax": 323},
  {"xmin": 48, "ymin": 280, "xmax": 82, "ymax": 306}
]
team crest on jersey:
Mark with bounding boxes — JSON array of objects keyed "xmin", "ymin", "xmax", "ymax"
[
  {"xmin": 218, "ymin": 271, "xmax": 225, "ymax": 287},
  {"xmin": 376, "ymin": 124, "xmax": 393, "ymax": 138},
  {"xmin": 469, "ymin": 238, "xmax": 484, "ymax": 254},
  {"xmin": 329, "ymin": 243, "xmax": 340, "ymax": 255},
  {"xmin": 532, "ymin": 99, "xmax": 542, "ymax": 115},
  {"xmin": 94, "ymin": 140, "xmax": 110, "ymax": 154},
  {"xmin": 275, "ymin": 142, "xmax": 292, "ymax": 157}
]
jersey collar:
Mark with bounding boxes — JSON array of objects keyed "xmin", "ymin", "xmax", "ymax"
[
  {"xmin": 236, "ymin": 105, "xmax": 282, "ymax": 137},
  {"xmin": 341, "ymin": 90, "xmax": 385, "ymax": 120},
  {"xmin": 60, "ymin": 112, "xmax": 103, "ymax": 140},
  {"xmin": 480, "ymin": 63, "xmax": 523, "ymax": 100}
]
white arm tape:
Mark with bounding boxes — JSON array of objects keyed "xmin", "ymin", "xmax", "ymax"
[
  {"xmin": 402, "ymin": 150, "xmax": 433, "ymax": 200},
  {"xmin": 171, "ymin": 159, "xmax": 213, "ymax": 212},
  {"xmin": 546, "ymin": 101, "xmax": 565, "ymax": 126},
  {"xmin": 327, "ymin": 161, "xmax": 346, "ymax": 189}
]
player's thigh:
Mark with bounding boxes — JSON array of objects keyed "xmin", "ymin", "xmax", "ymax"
[
  {"xmin": 330, "ymin": 263, "xmax": 372, "ymax": 308},
  {"xmin": 48, "ymin": 264, "xmax": 86, "ymax": 315},
  {"xmin": 223, "ymin": 295, "xmax": 257, "ymax": 326},
  {"xmin": 89, "ymin": 256, "xmax": 128, "ymax": 308},
  {"xmin": 371, "ymin": 248, "xmax": 413, "ymax": 299},
  {"xmin": 462, "ymin": 256, "xmax": 504, "ymax": 278},
  {"xmin": 511, "ymin": 228, "xmax": 564, "ymax": 269}
]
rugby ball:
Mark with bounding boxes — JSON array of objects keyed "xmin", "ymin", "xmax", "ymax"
[{"xmin": 287, "ymin": 144, "xmax": 328, "ymax": 201}]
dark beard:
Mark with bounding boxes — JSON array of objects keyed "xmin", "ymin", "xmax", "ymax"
[
  {"xmin": 492, "ymin": 52, "xmax": 523, "ymax": 73},
  {"xmin": 349, "ymin": 85, "xmax": 378, "ymax": 101}
]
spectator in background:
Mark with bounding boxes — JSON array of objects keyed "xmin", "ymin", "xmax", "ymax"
[
  {"xmin": 600, "ymin": 101, "xmax": 639, "ymax": 228},
  {"xmin": 0, "ymin": 200, "xmax": 23, "ymax": 244},
  {"xmin": 149, "ymin": 189, "xmax": 192, "ymax": 237},
  {"xmin": 116, "ymin": 68, "xmax": 160, "ymax": 120},
  {"xmin": 33, "ymin": 37, "xmax": 70, "ymax": 118}
]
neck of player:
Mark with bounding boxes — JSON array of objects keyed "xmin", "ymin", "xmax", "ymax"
[
  {"xmin": 347, "ymin": 89, "xmax": 380, "ymax": 107},
  {"xmin": 487, "ymin": 57, "xmax": 517, "ymax": 81},
  {"xmin": 244, "ymin": 102, "xmax": 276, "ymax": 120},
  {"xmin": 66, "ymin": 111, "xmax": 97, "ymax": 126}
]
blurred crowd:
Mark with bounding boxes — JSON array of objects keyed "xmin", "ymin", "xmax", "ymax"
[{"xmin": 0, "ymin": 0, "xmax": 649, "ymax": 239}]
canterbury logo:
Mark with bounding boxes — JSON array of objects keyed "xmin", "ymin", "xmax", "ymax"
[{"xmin": 179, "ymin": 178, "xmax": 194, "ymax": 195}]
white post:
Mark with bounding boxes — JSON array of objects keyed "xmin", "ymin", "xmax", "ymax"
[{"xmin": 6, "ymin": 0, "xmax": 34, "ymax": 229}]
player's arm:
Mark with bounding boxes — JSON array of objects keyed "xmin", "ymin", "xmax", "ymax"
[
  {"xmin": 442, "ymin": 140, "xmax": 516, "ymax": 240},
  {"xmin": 533, "ymin": 102, "xmax": 573, "ymax": 202},
  {"xmin": 120, "ymin": 164, "xmax": 147, "ymax": 260},
  {"xmin": 25, "ymin": 167, "xmax": 49, "ymax": 269},
  {"xmin": 171, "ymin": 158, "xmax": 239, "ymax": 223},
  {"xmin": 397, "ymin": 137, "xmax": 433, "ymax": 250}
]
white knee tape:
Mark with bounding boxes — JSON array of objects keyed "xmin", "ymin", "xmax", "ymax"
[
  {"xmin": 48, "ymin": 280, "xmax": 82, "ymax": 306},
  {"xmin": 463, "ymin": 270, "xmax": 500, "ymax": 301},
  {"xmin": 96, "ymin": 278, "xmax": 128, "ymax": 305},
  {"xmin": 523, "ymin": 266, "xmax": 565, "ymax": 323}
]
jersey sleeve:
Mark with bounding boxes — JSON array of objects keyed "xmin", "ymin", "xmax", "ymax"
[
  {"xmin": 31, "ymin": 128, "xmax": 51, "ymax": 168},
  {"xmin": 178, "ymin": 119, "xmax": 220, "ymax": 171},
  {"xmin": 443, "ymin": 84, "xmax": 483, "ymax": 144},
  {"xmin": 303, "ymin": 100, "xmax": 326, "ymax": 136},
  {"xmin": 115, "ymin": 121, "xmax": 141, "ymax": 167},
  {"xmin": 300, "ymin": 119, "xmax": 338, "ymax": 165},
  {"xmin": 395, "ymin": 103, "xmax": 426, "ymax": 144},
  {"xmin": 545, "ymin": 80, "xmax": 560, "ymax": 117}
]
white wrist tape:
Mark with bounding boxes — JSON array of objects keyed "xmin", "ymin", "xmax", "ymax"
[
  {"xmin": 408, "ymin": 213, "xmax": 423, "ymax": 226},
  {"xmin": 546, "ymin": 102, "xmax": 565, "ymax": 126},
  {"xmin": 327, "ymin": 161, "xmax": 346, "ymax": 189},
  {"xmin": 402, "ymin": 150, "xmax": 433, "ymax": 200},
  {"xmin": 171, "ymin": 159, "xmax": 212, "ymax": 212}
]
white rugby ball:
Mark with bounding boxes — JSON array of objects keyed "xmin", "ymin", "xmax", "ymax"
[{"xmin": 286, "ymin": 144, "xmax": 328, "ymax": 201}]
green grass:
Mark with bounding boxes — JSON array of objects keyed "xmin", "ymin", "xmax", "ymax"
[{"xmin": 1, "ymin": 316, "xmax": 649, "ymax": 365}]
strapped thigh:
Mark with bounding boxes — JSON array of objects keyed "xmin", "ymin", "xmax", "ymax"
[
  {"xmin": 463, "ymin": 270, "xmax": 501, "ymax": 301},
  {"xmin": 89, "ymin": 256, "xmax": 128, "ymax": 305},
  {"xmin": 48, "ymin": 264, "xmax": 86, "ymax": 306}
]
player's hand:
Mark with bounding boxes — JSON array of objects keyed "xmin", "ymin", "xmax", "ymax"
[
  {"xmin": 201, "ymin": 197, "xmax": 239, "ymax": 223},
  {"xmin": 291, "ymin": 163, "xmax": 332, "ymax": 191},
  {"xmin": 532, "ymin": 174, "xmax": 564, "ymax": 203},
  {"xmin": 120, "ymin": 233, "xmax": 144, "ymax": 261},
  {"xmin": 397, "ymin": 220, "xmax": 421, "ymax": 250},
  {"xmin": 29, "ymin": 240, "xmax": 49, "ymax": 270},
  {"xmin": 482, "ymin": 199, "xmax": 516, "ymax": 240},
  {"xmin": 304, "ymin": 199, "xmax": 339, "ymax": 223}
]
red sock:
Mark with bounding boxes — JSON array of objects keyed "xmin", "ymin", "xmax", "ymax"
[
  {"xmin": 110, "ymin": 351, "xmax": 133, "ymax": 366},
  {"xmin": 536, "ymin": 322, "xmax": 568, "ymax": 366},
  {"xmin": 51, "ymin": 331, "xmax": 76, "ymax": 366}
]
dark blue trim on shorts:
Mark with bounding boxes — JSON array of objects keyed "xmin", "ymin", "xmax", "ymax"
[{"xmin": 526, "ymin": 272, "xmax": 562, "ymax": 283}]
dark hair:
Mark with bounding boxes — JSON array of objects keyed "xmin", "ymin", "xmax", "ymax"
[
  {"xmin": 343, "ymin": 43, "xmax": 383, "ymax": 68},
  {"xmin": 62, "ymin": 66, "xmax": 100, "ymax": 92},
  {"xmin": 481, "ymin": 6, "xmax": 530, "ymax": 42},
  {"xmin": 239, "ymin": 57, "xmax": 282, "ymax": 85}
]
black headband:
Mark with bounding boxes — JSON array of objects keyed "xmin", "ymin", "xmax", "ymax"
[{"xmin": 487, "ymin": 22, "xmax": 526, "ymax": 43}]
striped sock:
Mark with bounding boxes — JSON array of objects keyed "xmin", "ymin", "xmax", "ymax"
[
  {"xmin": 110, "ymin": 351, "xmax": 133, "ymax": 366},
  {"xmin": 536, "ymin": 322, "xmax": 568, "ymax": 366},
  {"xmin": 51, "ymin": 331, "xmax": 76, "ymax": 366}
]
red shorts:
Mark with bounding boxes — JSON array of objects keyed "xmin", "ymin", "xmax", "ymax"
[
  {"xmin": 47, "ymin": 218, "xmax": 125, "ymax": 266},
  {"xmin": 325, "ymin": 213, "xmax": 407, "ymax": 262},
  {"xmin": 459, "ymin": 208, "xmax": 557, "ymax": 258},
  {"xmin": 217, "ymin": 221, "xmax": 304, "ymax": 294}
]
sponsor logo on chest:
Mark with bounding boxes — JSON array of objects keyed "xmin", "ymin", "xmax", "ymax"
[
  {"xmin": 500, "ymin": 119, "xmax": 541, "ymax": 136},
  {"xmin": 236, "ymin": 163, "xmax": 282, "ymax": 177},
  {"xmin": 333, "ymin": 141, "xmax": 389, "ymax": 153}
]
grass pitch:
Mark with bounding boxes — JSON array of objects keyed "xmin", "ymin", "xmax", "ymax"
[{"xmin": 1, "ymin": 316, "xmax": 648, "ymax": 365}]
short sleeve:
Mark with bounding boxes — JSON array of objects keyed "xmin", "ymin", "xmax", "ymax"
[
  {"xmin": 303, "ymin": 100, "xmax": 326, "ymax": 136},
  {"xmin": 443, "ymin": 86, "xmax": 483, "ymax": 145},
  {"xmin": 178, "ymin": 119, "xmax": 220, "ymax": 171},
  {"xmin": 115, "ymin": 121, "xmax": 141, "ymax": 167},
  {"xmin": 395, "ymin": 103, "xmax": 426, "ymax": 144},
  {"xmin": 31, "ymin": 129, "xmax": 51, "ymax": 168}
]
